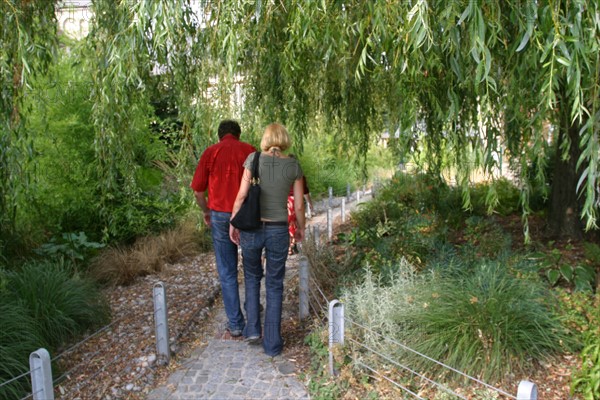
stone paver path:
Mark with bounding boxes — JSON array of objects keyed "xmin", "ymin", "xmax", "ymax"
[
  {"xmin": 147, "ymin": 339, "xmax": 308, "ymax": 400},
  {"xmin": 147, "ymin": 192, "xmax": 371, "ymax": 400}
]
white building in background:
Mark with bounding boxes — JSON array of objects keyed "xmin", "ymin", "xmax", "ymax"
[
  {"xmin": 56, "ymin": 0, "xmax": 93, "ymax": 39},
  {"xmin": 56, "ymin": 1, "xmax": 209, "ymax": 40},
  {"xmin": 55, "ymin": 1, "xmax": 243, "ymax": 114}
]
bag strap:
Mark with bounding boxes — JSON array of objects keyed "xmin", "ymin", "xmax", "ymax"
[{"xmin": 251, "ymin": 152, "xmax": 261, "ymax": 181}]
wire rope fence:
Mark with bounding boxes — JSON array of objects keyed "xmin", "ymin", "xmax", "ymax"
[
  {"xmin": 300, "ymin": 263, "xmax": 538, "ymax": 399},
  {"xmin": 298, "ymin": 187, "xmax": 538, "ymax": 400},
  {"xmin": 0, "ymin": 275, "xmax": 219, "ymax": 400},
  {"xmin": 0, "ymin": 184, "xmax": 360, "ymax": 400}
]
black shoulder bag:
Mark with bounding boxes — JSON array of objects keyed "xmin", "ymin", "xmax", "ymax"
[{"xmin": 230, "ymin": 152, "xmax": 261, "ymax": 230}]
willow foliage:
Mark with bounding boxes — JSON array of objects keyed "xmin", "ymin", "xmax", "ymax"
[
  {"xmin": 1, "ymin": 0, "xmax": 599, "ymax": 243},
  {"xmin": 200, "ymin": 0, "xmax": 600, "ymax": 231},
  {"xmin": 0, "ymin": 0, "xmax": 57, "ymax": 241}
]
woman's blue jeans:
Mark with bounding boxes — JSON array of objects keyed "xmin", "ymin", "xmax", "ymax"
[
  {"xmin": 210, "ymin": 211, "xmax": 245, "ymax": 332},
  {"xmin": 240, "ymin": 224, "xmax": 289, "ymax": 356}
]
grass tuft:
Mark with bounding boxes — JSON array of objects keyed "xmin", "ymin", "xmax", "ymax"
[
  {"xmin": 0, "ymin": 259, "xmax": 110, "ymax": 399},
  {"xmin": 401, "ymin": 262, "xmax": 569, "ymax": 381},
  {"xmin": 89, "ymin": 219, "xmax": 210, "ymax": 285},
  {"xmin": 344, "ymin": 260, "xmax": 570, "ymax": 384}
]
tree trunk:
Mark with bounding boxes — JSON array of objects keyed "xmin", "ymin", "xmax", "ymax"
[{"xmin": 548, "ymin": 113, "xmax": 584, "ymax": 240}]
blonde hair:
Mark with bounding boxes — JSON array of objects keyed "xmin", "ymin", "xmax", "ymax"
[{"xmin": 260, "ymin": 123, "xmax": 291, "ymax": 152}]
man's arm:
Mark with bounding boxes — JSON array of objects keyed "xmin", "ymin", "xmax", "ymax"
[{"xmin": 194, "ymin": 190, "xmax": 211, "ymax": 226}]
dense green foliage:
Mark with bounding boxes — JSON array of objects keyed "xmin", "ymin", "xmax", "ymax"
[
  {"xmin": 343, "ymin": 262, "xmax": 569, "ymax": 382},
  {"xmin": 572, "ymin": 329, "xmax": 600, "ymax": 399},
  {"xmin": 303, "ymin": 173, "xmax": 598, "ymax": 394},
  {"xmin": 0, "ymin": 259, "xmax": 109, "ymax": 399},
  {"xmin": 3, "ymin": 0, "xmax": 600, "ymax": 251},
  {"xmin": 1, "ymin": 1, "xmax": 57, "ymax": 247},
  {"xmin": 205, "ymin": 0, "xmax": 600, "ymax": 235}
]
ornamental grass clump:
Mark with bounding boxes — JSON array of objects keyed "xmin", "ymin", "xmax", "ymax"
[
  {"xmin": 6, "ymin": 260, "xmax": 110, "ymax": 349},
  {"xmin": 0, "ymin": 260, "xmax": 110, "ymax": 399},
  {"xmin": 397, "ymin": 262, "xmax": 570, "ymax": 382},
  {"xmin": 0, "ymin": 302, "xmax": 46, "ymax": 400},
  {"xmin": 343, "ymin": 260, "xmax": 570, "ymax": 385}
]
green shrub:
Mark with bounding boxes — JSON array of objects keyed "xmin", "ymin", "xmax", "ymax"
[
  {"xmin": 460, "ymin": 216, "xmax": 512, "ymax": 259},
  {"xmin": 343, "ymin": 262, "xmax": 570, "ymax": 384},
  {"xmin": 298, "ymin": 143, "xmax": 360, "ymax": 198},
  {"xmin": 470, "ymin": 178, "xmax": 521, "ymax": 216},
  {"xmin": 5, "ymin": 259, "xmax": 110, "ymax": 349},
  {"xmin": 571, "ymin": 328, "xmax": 600, "ymax": 399},
  {"xmin": 0, "ymin": 302, "xmax": 46, "ymax": 400},
  {"xmin": 399, "ymin": 262, "xmax": 570, "ymax": 382},
  {"xmin": 0, "ymin": 260, "xmax": 109, "ymax": 399}
]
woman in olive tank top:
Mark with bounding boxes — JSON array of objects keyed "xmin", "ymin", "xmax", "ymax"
[{"xmin": 229, "ymin": 123, "xmax": 305, "ymax": 356}]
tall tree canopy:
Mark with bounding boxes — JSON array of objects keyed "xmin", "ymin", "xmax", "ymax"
[
  {"xmin": 1, "ymin": 0, "xmax": 599, "ymax": 243},
  {"xmin": 207, "ymin": 0, "xmax": 600, "ymax": 239}
]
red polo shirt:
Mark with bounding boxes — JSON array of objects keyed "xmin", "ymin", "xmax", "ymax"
[{"xmin": 190, "ymin": 134, "xmax": 256, "ymax": 212}]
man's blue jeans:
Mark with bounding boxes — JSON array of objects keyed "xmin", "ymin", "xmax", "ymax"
[
  {"xmin": 240, "ymin": 224, "xmax": 289, "ymax": 356},
  {"xmin": 210, "ymin": 211, "xmax": 245, "ymax": 332}
]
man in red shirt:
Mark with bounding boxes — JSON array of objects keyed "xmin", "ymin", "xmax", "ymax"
[{"xmin": 191, "ymin": 120, "xmax": 255, "ymax": 337}]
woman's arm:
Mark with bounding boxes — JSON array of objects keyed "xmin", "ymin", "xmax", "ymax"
[
  {"xmin": 293, "ymin": 178, "xmax": 305, "ymax": 242},
  {"xmin": 229, "ymin": 168, "xmax": 253, "ymax": 244}
]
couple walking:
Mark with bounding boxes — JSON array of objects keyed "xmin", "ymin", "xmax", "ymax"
[{"xmin": 190, "ymin": 120, "xmax": 305, "ymax": 357}]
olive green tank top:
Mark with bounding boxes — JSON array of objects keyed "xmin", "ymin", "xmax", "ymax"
[{"xmin": 243, "ymin": 152, "xmax": 303, "ymax": 222}]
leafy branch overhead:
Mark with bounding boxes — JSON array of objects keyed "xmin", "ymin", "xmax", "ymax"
[{"xmin": 1, "ymin": 0, "xmax": 599, "ymax": 240}]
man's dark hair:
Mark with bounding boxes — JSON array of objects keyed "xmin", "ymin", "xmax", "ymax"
[{"xmin": 218, "ymin": 120, "xmax": 241, "ymax": 139}]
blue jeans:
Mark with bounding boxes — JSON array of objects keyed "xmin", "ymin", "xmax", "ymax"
[
  {"xmin": 210, "ymin": 211, "xmax": 245, "ymax": 332},
  {"xmin": 240, "ymin": 224, "xmax": 289, "ymax": 356}
]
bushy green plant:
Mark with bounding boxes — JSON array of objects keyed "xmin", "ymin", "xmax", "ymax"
[
  {"xmin": 297, "ymin": 141, "xmax": 360, "ymax": 199},
  {"xmin": 5, "ymin": 259, "xmax": 110, "ymax": 349},
  {"xmin": 399, "ymin": 262, "xmax": 570, "ymax": 382},
  {"xmin": 461, "ymin": 216, "xmax": 512, "ymax": 259},
  {"xmin": 571, "ymin": 328, "xmax": 600, "ymax": 399},
  {"xmin": 531, "ymin": 242, "xmax": 597, "ymax": 291},
  {"xmin": 34, "ymin": 231, "xmax": 105, "ymax": 265},
  {"xmin": 0, "ymin": 302, "xmax": 46, "ymax": 400},
  {"xmin": 24, "ymin": 48, "xmax": 99, "ymax": 239},
  {"xmin": 105, "ymin": 192, "xmax": 186, "ymax": 243},
  {"xmin": 343, "ymin": 264, "xmax": 418, "ymax": 343},
  {"xmin": 343, "ymin": 261, "xmax": 570, "ymax": 384},
  {"xmin": 20, "ymin": 46, "xmax": 186, "ymax": 249},
  {"xmin": 470, "ymin": 178, "xmax": 521, "ymax": 216},
  {"xmin": 0, "ymin": 259, "xmax": 109, "ymax": 399}
]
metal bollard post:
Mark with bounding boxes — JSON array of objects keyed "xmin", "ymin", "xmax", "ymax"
[
  {"xmin": 346, "ymin": 183, "xmax": 351, "ymax": 201},
  {"xmin": 153, "ymin": 282, "xmax": 171, "ymax": 365},
  {"xmin": 356, "ymin": 189, "xmax": 360, "ymax": 204},
  {"xmin": 328, "ymin": 187, "xmax": 333, "ymax": 208},
  {"xmin": 341, "ymin": 198, "xmax": 346, "ymax": 223},
  {"xmin": 517, "ymin": 381, "xmax": 538, "ymax": 400},
  {"xmin": 328, "ymin": 300, "xmax": 344, "ymax": 376},
  {"xmin": 30, "ymin": 348, "xmax": 54, "ymax": 400},
  {"xmin": 327, "ymin": 208, "xmax": 333, "ymax": 241},
  {"xmin": 299, "ymin": 256, "xmax": 309, "ymax": 320},
  {"xmin": 313, "ymin": 225, "xmax": 320, "ymax": 246}
]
